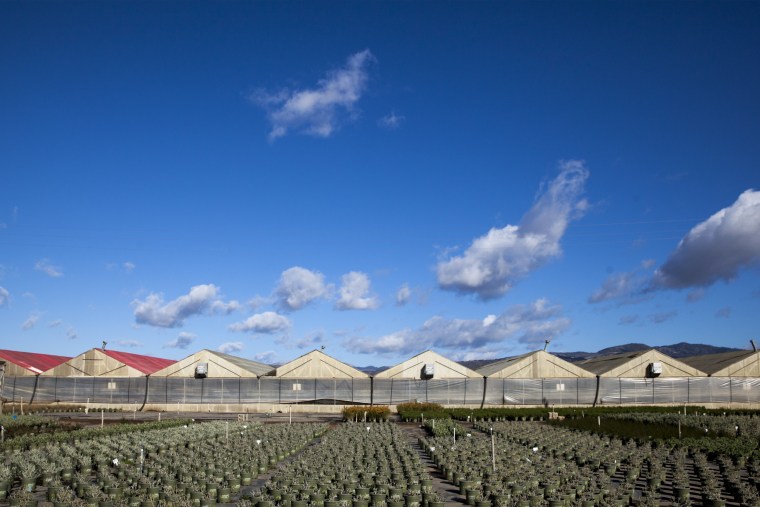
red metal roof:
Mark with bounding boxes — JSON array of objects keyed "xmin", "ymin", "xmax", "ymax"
[
  {"xmin": 0, "ymin": 349, "xmax": 72, "ymax": 374},
  {"xmin": 98, "ymin": 348, "xmax": 175, "ymax": 375}
]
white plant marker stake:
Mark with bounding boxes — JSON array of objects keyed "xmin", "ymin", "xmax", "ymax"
[
  {"xmin": 140, "ymin": 447, "xmax": 144, "ymax": 474},
  {"xmin": 101, "ymin": 409, "xmax": 104, "ymax": 429},
  {"xmin": 158, "ymin": 412, "xmax": 161, "ymax": 422},
  {"xmin": 289, "ymin": 406, "xmax": 292, "ymax": 425},
  {"xmin": 678, "ymin": 420, "xmax": 682, "ymax": 438},
  {"xmin": 453, "ymin": 426, "xmax": 456, "ymax": 444},
  {"xmin": 491, "ymin": 429, "xmax": 496, "ymax": 472},
  {"xmin": 597, "ymin": 416, "xmax": 601, "ymax": 427},
  {"xmin": 1, "ymin": 425, "xmax": 4, "ymax": 443}
]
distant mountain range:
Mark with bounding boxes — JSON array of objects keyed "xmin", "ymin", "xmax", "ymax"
[{"xmin": 355, "ymin": 342, "xmax": 746, "ymax": 374}]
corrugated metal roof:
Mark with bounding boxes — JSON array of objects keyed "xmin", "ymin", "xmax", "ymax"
[
  {"xmin": 99, "ymin": 348, "xmax": 175, "ymax": 375},
  {"xmin": 0, "ymin": 349, "xmax": 72, "ymax": 374},
  {"xmin": 681, "ymin": 350, "xmax": 757, "ymax": 375}
]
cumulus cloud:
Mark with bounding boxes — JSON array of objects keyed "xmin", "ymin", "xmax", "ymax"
[
  {"xmin": 21, "ymin": 313, "xmax": 39, "ymax": 330},
  {"xmin": 35, "ymin": 258, "xmax": 63, "ymax": 278},
  {"xmin": 218, "ymin": 342, "xmax": 244, "ymax": 354},
  {"xmin": 275, "ymin": 267, "xmax": 329, "ymax": 311},
  {"xmin": 396, "ymin": 283, "xmax": 411, "ymax": 306},
  {"xmin": 164, "ymin": 332, "xmax": 196, "ymax": 349},
  {"xmin": 211, "ymin": 299, "xmax": 241, "ymax": 314},
  {"xmin": 437, "ymin": 161, "xmax": 589, "ymax": 299},
  {"xmin": 0, "ymin": 286, "xmax": 9, "ymax": 307},
  {"xmin": 651, "ymin": 189, "xmax": 760, "ymax": 289},
  {"xmin": 345, "ymin": 299, "xmax": 570, "ymax": 356},
  {"xmin": 117, "ymin": 340, "xmax": 141, "ymax": 348},
  {"xmin": 132, "ymin": 284, "xmax": 237, "ymax": 327},
  {"xmin": 378, "ymin": 111, "xmax": 405, "ymax": 129},
  {"xmin": 252, "ymin": 49, "xmax": 374, "ymax": 141},
  {"xmin": 335, "ymin": 271, "xmax": 379, "ymax": 310},
  {"xmin": 229, "ymin": 311, "xmax": 291, "ymax": 334}
]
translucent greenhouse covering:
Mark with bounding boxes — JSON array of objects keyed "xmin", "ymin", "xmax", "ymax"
[{"xmin": 3, "ymin": 375, "xmax": 760, "ymax": 406}]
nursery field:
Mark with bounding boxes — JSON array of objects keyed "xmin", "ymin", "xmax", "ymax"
[{"xmin": 2, "ymin": 409, "xmax": 760, "ymax": 507}]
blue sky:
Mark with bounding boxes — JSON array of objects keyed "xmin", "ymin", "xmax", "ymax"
[{"xmin": 1, "ymin": 1, "xmax": 759, "ymax": 367}]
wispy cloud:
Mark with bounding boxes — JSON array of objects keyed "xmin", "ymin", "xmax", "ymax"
[
  {"xmin": 335, "ymin": 271, "xmax": 379, "ymax": 310},
  {"xmin": 35, "ymin": 258, "xmax": 63, "ymax": 278},
  {"xmin": 345, "ymin": 299, "xmax": 569, "ymax": 356},
  {"xmin": 123, "ymin": 261, "xmax": 136, "ymax": 273},
  {"xmin": 218, "ymin": 341, "xmax": 244, "ymax": 354},
  {"xmin": 48, "ymin": 319, "xmax": 62, "ymax": 328},
  {"xmin": 378, "ymin": 110, "xmax": 405, "ymax": 130},
  {"xmin": 275, "ymin": 267, "xmax": 330, "ymax": 311},
  {"xmin": 649, "ymin": 311, "xmax": 677, "ymax": 324},
  {"xmin": 0, "ymin": 286, "xmax": 9, "ymax": 307},
  {"xmin": 395, "ymin": 283, "xmax": 411, "ymax": 306},
  {"xmin": 437, "ymin": 161, "xmax": 589, "ymax": 299},
  {"xmin": 296, "ymin": 332, "xmax": 325, "ymax": 350},
  {"xmin": 117, "ymin": 340, "xmax": 141, "ymax": 348},
  {"xmin": 164, "ymin": 332, "xmax": 195, "ymax": 349},
  {"xmin": 229, "ymin": 311, "xmax": 291, "ymax": 334},
  {"xmin": 588, "ymin": 260, "xmax": 656, "ymax": 306},
  {"xmin": 618, "ymin": 314, "xmax": 640, "ymax": 325},
  {"xmin": 252, "ymin": 49, "xmax": 374, "ymax": 141},
  {"xmin": 21, "ymin": 313, "xmax": 39, "ymax": 330},
  {"xmin": 715, "ymin": 306, "xmax": 731, "ymax": 319},
  {"xmin": 651, "ymin": 189, "xmax": 760, "ymax": 289},
  {"xmin": 132, "ymin": 284, "xmax": 237, "ymax": 327},
  {"xmin": 254, "ymin": 350, "xmax": 277, "ymax": 363},
  {"xmin": 66, "ymin": 326, "xmax": 77, "ymax": 340},
  {"xmin": 686, "ymin": 288, "xmax": 706, "ymax": 303}
]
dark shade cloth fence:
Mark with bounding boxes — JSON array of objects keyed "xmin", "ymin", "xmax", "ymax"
[{"xmin": 2, "ymin": 376, "xmax": 759, "ymax": 406}]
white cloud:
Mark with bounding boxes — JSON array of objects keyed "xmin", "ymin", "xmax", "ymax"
[
  {"xmin": 345, "ymin": 299, "xmax": 570, "ymax": 356},
  {"xmin": 164, "ymin": 332, "xmax": 195, "ymax": 349},
  {"xmin": 296, "ymin": 332, "xmax": 325, "ymax": 350},
  {"xmin": 123, "ymin": 261, "xmax": 136, "ymax": 273},
  {"xmin": 252, "ymin": 49, "xmax": 374, "ymax": 141},
  {"xmin": 66, "ymin": 326, "xmax": 77, "ymax": 340},
  {"xmin": 132, "ymin": 284, "xmax": 236, "ymax": 327},
  {"xmin": 117, "ymin": 340, "xmax": 141, "ymax": 348},
  {"xmin": 0, "ymin": 286, "xmax": 9, "ymax": 307},
  {"xmin": 35, "ymin": 258, "xmax": 63, "ymax": 278},
  {"xmin": 218, "ymin": 342, "xmax": 244, "ymax": 354},
  {"xmin": 378, "ymin": 110, "xmax": 405, "ymax": 129},
  {"xmin": 335, "ymin": 271, "xmax": 379, "ymax": 310},
  {"xmin": 275, "ymin": 267, "xmax": 329, "ymax": 311},
  {"xmin": 395, "ymin": 283, "xmax": 411, "ymax": 306},
  {"xmin": 48, "ymin": 319, "xmax": 62, "ymax": 328},
  {"xmin": 254, "ymin": 350, "xmax": 277, "ymax": 363},
  {"xmin": 652, "ymin": 189, "xmax": 760, "ymax": 289},
  {"xmin": 437, "ymin": 161, "xmax": 590, "ymax": 299},
  {"xmin": 211, "ymin": 299, "xmax": 241, "ymax": 314},
  {"xmin": 229, "ymin": 311, "xmax": 291, "ymax": 334},
  {"xmin": 21, "ymin": 313, "xmax": 39, "ymax": 330}
]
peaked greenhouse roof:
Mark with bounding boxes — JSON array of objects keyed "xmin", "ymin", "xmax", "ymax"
[
  {"xmin": 99, "ymin": 348, "xmax": 176, "ymax": 375},
  {"xmin": 0, "ymin": 349, "xmax": 71, "ymax": 374}
]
